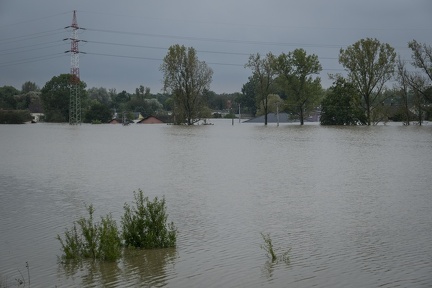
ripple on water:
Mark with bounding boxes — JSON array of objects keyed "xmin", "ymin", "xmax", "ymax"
[{"xmin": 1, "ymin": 123, "xmax": 432, "ymax": 287}]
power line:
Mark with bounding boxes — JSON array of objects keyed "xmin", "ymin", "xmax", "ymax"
[
  {"xmin": 0, "ymin": 28, "xmax": 64, "ymax": 43},
  {"xmin": 0, "ymin": 42, "xmax": 67, "ymax": 55},
  {"xmin": 77, "ymin": 10, "xmax": 432, "ymax": 32},
  {"xmin": 85, "ymin": 40, "xmax": 342, "ymax": 60},
  {"xmin": 84, "ymin": 51, "xmax": 346, "ymax": 71},
  {"xmin": 0, "ymin": 53, "xmax": 65, "ymax": 68},
  {"xmin": 85, "ymin": 27, "xmax": 416, "ymax": 52},
  {"xmin": 85, "ymin": 52, "xmax": 160, "ymax": 62},
  {"xmin": 86, "ymin": 27, "xmax": 347, "ymax": 49},
  {"xmin": 0, "ymin": 11, "xmax": 70, "ymax": 29}
]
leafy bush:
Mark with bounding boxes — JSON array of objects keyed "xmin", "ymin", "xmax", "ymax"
[
  {"xmin": 57, "ymin": 190, "xmax": 176, "ymax": 262},
  {"xmin": 122, "ymin": 189, "xmax": 176, "ymax": 249},
  {"xmin": 57, "ymin": 205, "xmax": 121, "ymax": 261},
  {"xmin": 98, "ymin": 214, "xmax": 122, "ymax": 260},
  {"xmin": 57, "ymin": 222, "xmax": 81, "ymax": 260}
]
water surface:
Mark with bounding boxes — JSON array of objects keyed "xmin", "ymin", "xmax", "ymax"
[{"xmin": 1, "ymin": 121, "xmax": 431, "ymax": 287}]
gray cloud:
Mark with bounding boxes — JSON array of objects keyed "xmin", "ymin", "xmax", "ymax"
[{"xmin": 1, "ymin": 0, "xmax": 431, "ymax": 94}]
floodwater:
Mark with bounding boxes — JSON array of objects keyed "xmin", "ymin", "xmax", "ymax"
[{"xmin": 0, "ymin": 120, "xmax": 431, "ymax": 287}]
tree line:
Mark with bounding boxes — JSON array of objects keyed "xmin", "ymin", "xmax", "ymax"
[
  {"xmin": 1, "ymin": 38, "xmax": 431, "ymax": 125},
  {"xmin": 0, "ymin": 77, "xmax": 240, "ymax": 124}
]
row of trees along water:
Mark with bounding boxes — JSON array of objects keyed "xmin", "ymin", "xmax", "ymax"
[{"xmin": 1, "ymin": 38, "xmax": 431, "ymax": 125}]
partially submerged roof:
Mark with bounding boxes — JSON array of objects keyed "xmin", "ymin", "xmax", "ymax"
[{"xmin": 136, "ymin": 115, "xmax": 164, "ymax": 124}]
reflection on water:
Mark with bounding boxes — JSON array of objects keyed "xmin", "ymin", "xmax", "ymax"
[
  {"xmin": 60, "ymin": 259, "xmax": 122, "ymax": 287},
  {"xmin": 121, "ymin": 248, "xmax": 177, "ymax": 287},
  {"xmin": 59, "ymin": 248, "xmax": 177, "ymax": 287},
  {"xmin": 1, "ymin": 121, "xmax": 432, "ymax": 287},
  {"xmin": 261, "ymin": 257, "xmax": 291, "ymax": 280}
]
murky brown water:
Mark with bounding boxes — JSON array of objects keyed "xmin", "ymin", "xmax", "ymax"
[{"xmin": 1, "ymin": 120, "xmax": 431, "ymax": 287}]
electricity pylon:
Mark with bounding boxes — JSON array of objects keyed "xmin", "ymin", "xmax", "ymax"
[{"xmin": 65, "ymin": 10, "xmax": 85, "ymax": 125}]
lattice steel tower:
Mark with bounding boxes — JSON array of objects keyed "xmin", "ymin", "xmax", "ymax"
[{"xmin": 65, "ymin": 10, "xmax": 84, "ymax": 125}]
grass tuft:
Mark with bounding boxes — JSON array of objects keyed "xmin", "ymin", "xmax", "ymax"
[{"xmin": 260, "ymin": 232, "xmax": 291, "ymax": 263}]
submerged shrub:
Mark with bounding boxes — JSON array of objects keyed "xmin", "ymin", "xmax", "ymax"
[
  {"xmin": 98, "ymin": 214, "xmax": 122, "ymax": 260},
  {"xmin": 57, "ymin": 190, "xmax": 176, "ymax": 262},
  {"xmin": 122, "ymin": 189, "xmax": 176, "ymax": 249},
  {"xmin": 57, "ymin": 223, "xmax": 82, "ymax": 260},
  {"xmin": 57, "ymin": 205, "xmax": 121, "ymax": 261}
]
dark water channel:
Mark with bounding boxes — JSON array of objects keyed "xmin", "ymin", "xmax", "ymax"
[{"xmin": 1, "ymin": 120, "xmax": 431, "ymax": 287}]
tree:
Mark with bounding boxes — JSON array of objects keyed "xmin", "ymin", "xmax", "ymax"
[
  {"xmin": 87, "ymin": 87, "xmax": 111, "ymax": 106},
  {"xmin": 320, "ymin": 77, "xmax": 366, "ymax": 125},
  {"xmin": 108, "ymin": 88, "xmax": 117, "ymax": 107},
  {"xmin": 406, "ymin": 40, "xmax": 432, "ymax": 123},
  {"xmin": 202, "ymin": 89, "xmax": 219, "ymax": 110},
  {"xmin": 40, "ymin": 74, "xmax": 87, "ymax": 122},
  {"xmin": 257, "ymin": 94, "xmax": 283, "ymax": 116},
  {"xmin": 408, "ymin": 40, "xmax": 432, "ymax": 84},
  {"xmin": 84, "ymin": 102, "xmax": 113, "ymax": 123},
  {"xmin": 395, "ymin": 41, "xmax": 432, "ymax": 125},
  {"xmin": 21, "ymin": 81, "xmax": 39, "ymax": 93},
  {"xmin": 339, "ymin": 38, "xmax": 396, "ymax": 125},
  {"xmin": 239, "ymin": 76, "xmax": 258, "ymax": 116},
  {"xmin": 160, "ymin": 44, "xmax": 213, "ymax": 125},
  {"xmin": 135, "ymin": 85, "xmax": 151, "ymax": 101},
  {"xmin": 395, "ymin": 57, "xmax": 412, "ymax": 125},
  {"xmin": 27, "ymin": 91, "xmax": 43, "ymax": 114},
  {"xmin": 14, "ymin": 92, "xmax": 32, "ymax": 110},
  {"xmin": 127, "ymin": 98, "xmax": 163, "ymax": 117},
  {"xmin": 274, "ymin": 49, "xmax": 322, "ymax": 125},
  {"xmin": 112, "ymin": 90, "xmax": 131, "ymax": 113},
  {"xmin": 245, "ymin": 53, "xmax": 276, "ymax": 125},
  {"xmin": 0, "ymin": 85, "xmax": 20, "ymax": 109},
  {"xmin": 408, "ymin": 74, "xmax": 428, "ymax": 124}
]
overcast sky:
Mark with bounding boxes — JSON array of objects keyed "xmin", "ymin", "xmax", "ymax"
[{"xmin": 1, "ymin": 0, "xmax": 431, "ymax": 94}]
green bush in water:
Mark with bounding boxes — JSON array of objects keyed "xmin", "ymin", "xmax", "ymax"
[
  {"xmin": 57, "ymin": 190, "xmax": 176, "ymax": 261},
  {"xmin": 57, "ymin": 205, "xmax": 121, "ymax": 261},
  {"xmin": 122, "ymin": 189, "xmax": 176, "ymax": 249}
]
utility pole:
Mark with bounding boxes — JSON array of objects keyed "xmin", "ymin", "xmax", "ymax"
[
  {"xmin": 276, "ymin": 102, "xmax": 280, "ymax": 127},
  {"xmin": 65, "ymin": 10, "xmax": 85, "ymax": 125}
]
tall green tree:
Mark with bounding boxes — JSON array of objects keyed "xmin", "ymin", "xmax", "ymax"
[
  {"xmin": 406, "ymin": 40, "xmax": 432, "ymax": 123},
  {"xmin": 21, "ymin": 81, "xmax": 39, "ymax": 93},
  {"xmin": 127, "ymin": 98, "xmax": 163, "ymax": 117},
  {"xmin": 239, "ymin": 76, "xmax": 258, "ymax": 117},
  {"xmin": 160, "ymin": 44, "xmax": 213, "ymax": 125},
  {"xmin": 257, "ymin": 94, "xmax": 283, "ymax": 116},
  {"xmin": 274, "ymin": 49, "xmax": 322, "ymax": 125},
  {"xmin": 245, "ymin": 52, "xmax": 276, "ymax": 125},
  {"xmin": 135, "ymin": 85, "xmax": 151, "ymax": 101},
  {"xmin": 0, "ymin": 85, "xmax": 20, "ymax": 109},
  {"xmin": 320, "ymin": 77, "xmax": 366, "ymax": 125},
  {"xmin": 112, "ymin": 90, "xmax": 131, "ymax": 113},
  {"xmin": 84, "ymin": 102, "xmax": 113, "ymax": 123},
  {"xmin": 202, "ymin": 89, "xmax": 219, "ymax": 110},
  {"xmin": 87, "ymin": 87, "xmax": 111, "ymax": 106},
  {"xmin": 408, "ymin": 40, "xmax": 432, "ymax": 84},
  {"xmin": 339, "ymin": 38, "xmax": 396, "ymax": 125},
  {"xmin": 40, "ymin": 74, "xmax": 87, "ymax": 122},
  {"xmin": 395, "ymin": 57, "xmax": 413, "ymax": 125}
]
